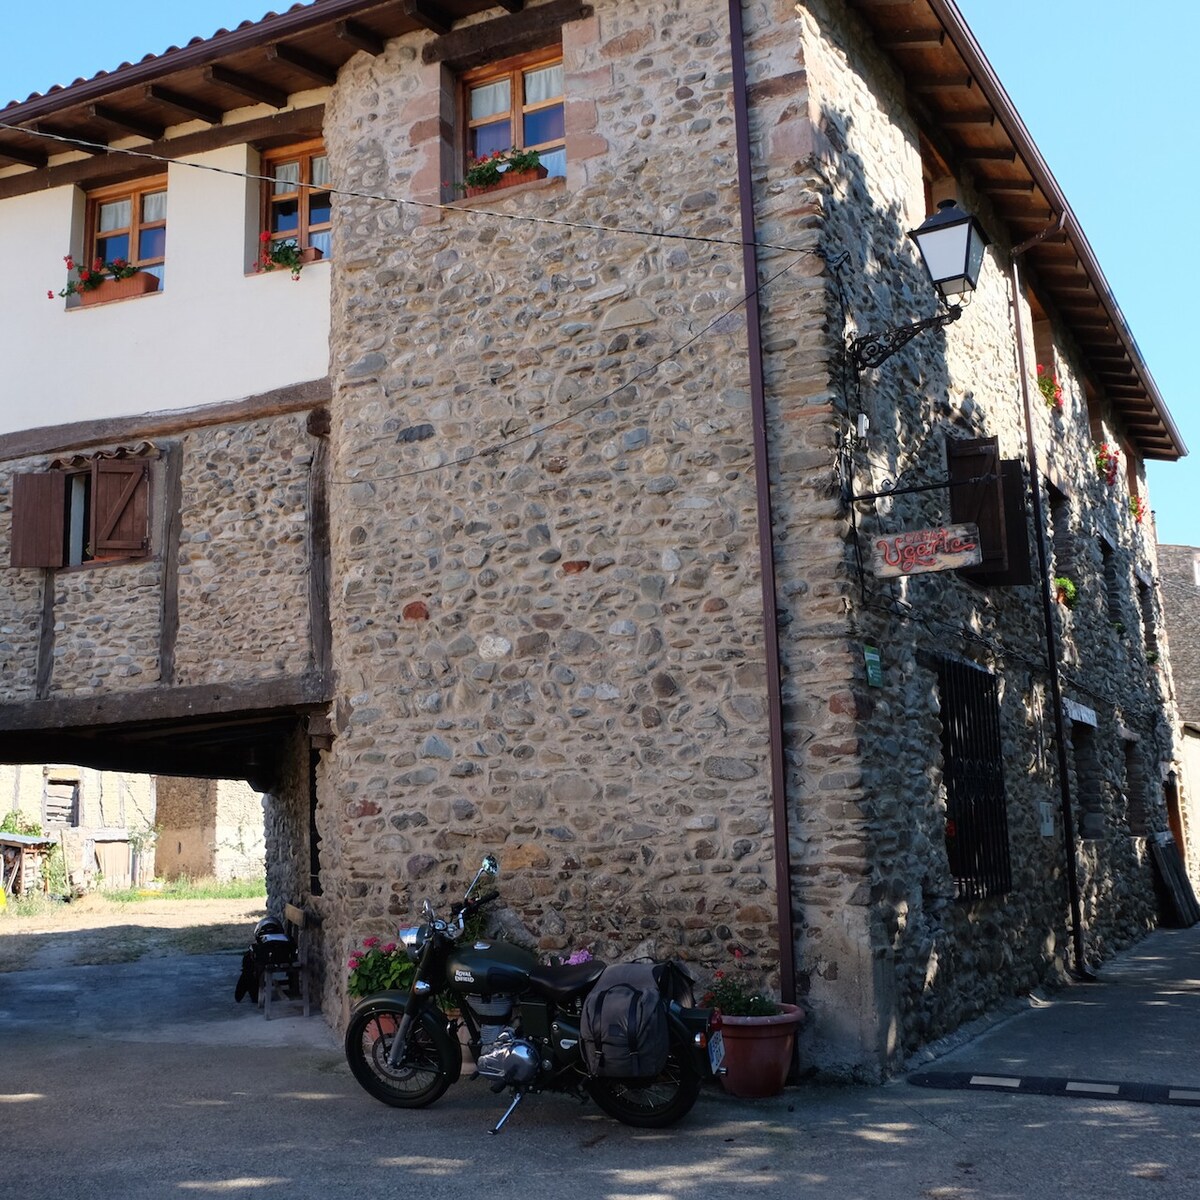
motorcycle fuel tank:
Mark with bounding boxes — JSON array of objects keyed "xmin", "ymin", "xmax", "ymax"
[{"xmin": 446, "ymin": 938, "xmax": 540, "ymax": 995}]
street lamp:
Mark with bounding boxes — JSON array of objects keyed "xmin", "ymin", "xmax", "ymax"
[{"xmin": 847, "ymin": 198, "xmax": 990, "ymax": 371}]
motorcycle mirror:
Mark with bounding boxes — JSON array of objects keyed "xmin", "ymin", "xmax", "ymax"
[
  {"xmin": 422, "ymin": 899, "xmax": 434, "ymax": 921},
  {"xmin": 482, "ymin": 854, "xmax": 499, "ymax": 877}
]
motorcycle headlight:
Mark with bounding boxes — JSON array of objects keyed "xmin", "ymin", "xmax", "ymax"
[{"xmin": 398, "ymin": 924, "xmax": 428, "ymax": 963}]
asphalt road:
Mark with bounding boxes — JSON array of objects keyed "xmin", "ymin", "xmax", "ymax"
[{"xmin": 1, "ymin": 926, "xmax": 1198, "ymax": 1199}]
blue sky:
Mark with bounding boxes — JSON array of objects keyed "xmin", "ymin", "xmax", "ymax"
[{"xmin": 1, "ymin": 1, "xmax": 1194, "ymax": 546}]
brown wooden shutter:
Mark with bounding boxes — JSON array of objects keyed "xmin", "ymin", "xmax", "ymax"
[
  {"xmin": 10, "ymin": 472, "xmax": 65, "ymax": 568},
  {"xmin": 90, "ymin": 458, "xmax": 150, "ymax": 557},
  {"xmin": 947, "ymin": 436, "xmax": 1007, "ymax": 578}
]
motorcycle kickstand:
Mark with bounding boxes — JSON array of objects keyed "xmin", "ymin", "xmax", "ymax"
[{"xmin": 489, "ymin": 1089, "xmax": 525, "ymax": 1136}]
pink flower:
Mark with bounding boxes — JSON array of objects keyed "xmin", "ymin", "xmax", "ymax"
[
  {"xmin": 47, "ymin": 290, "xmax": 54, "ymax": 299},
  {"xmin": 347, "ymin": 956, "xmax": 361, "ymax": 968},
  {"xmin": 362, "ymin": 936, "xmax": 380, "ymax": 949},
  {"xmin": 382, "ymin": 942, "xmax": 397, "ymax": 954}
]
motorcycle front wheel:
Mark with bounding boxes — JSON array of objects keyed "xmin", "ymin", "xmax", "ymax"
[
  {"xmin": 345, "ymin": 1002, "xmax": 457, "ymax": 1108},
  {"xmin": 588, "ymin": 1043, "xmax": 701, "ymax": 1128}
]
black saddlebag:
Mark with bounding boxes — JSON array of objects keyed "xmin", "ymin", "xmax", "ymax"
[{"xmin": 580, "ymin": 963, "xmax": 670, "ymax": 1079}]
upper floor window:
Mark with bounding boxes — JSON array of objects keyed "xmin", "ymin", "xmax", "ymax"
[
  {"xmin": 8, "ymin": 452, "xmax": 152, "ymax": 570},
  {"xmin": 263, "ymin": 140, "xmax": 331, "ymax": 260},
  {"xmin": 88, "ymin": 176, "xmax": 168, "ymax": 285},
  {"xmin": 463, "ymin": 51, "xmax": 566, "ymax": 180}
]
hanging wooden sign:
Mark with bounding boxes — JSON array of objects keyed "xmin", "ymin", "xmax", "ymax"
[{"xmin": 871, "ymin": 523, "xmax": 982, "ymax": 578}]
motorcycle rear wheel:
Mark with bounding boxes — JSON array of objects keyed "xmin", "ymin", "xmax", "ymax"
[
  {"xmin": 345, "ymin": 1003, "xmax": 456, "ymax": 1108},
  {"xmin": 588, "ymin": 1043, "xmax": 701, "ymax": 1128}
]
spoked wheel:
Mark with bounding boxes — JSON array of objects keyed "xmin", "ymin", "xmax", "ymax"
[
  {"xmin": 588, "ymin": 1044, "xmax": 701, "ymax": 1128},
  {"xmin": 344, "ymin": 1004, "xmax": 456, "ymax": 1108}
]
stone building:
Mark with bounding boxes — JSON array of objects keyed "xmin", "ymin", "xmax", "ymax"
[
  {"xmin": 1158, "ymin": 544, "xmax": 1200, "ymax": 874},
  {"xmin": 0, "ymin": 0, "xmax": 1188, "ymax": 1079},
  {"xmin": 0, "ymin": 764, "xmax": 155, "ymax": 887}
]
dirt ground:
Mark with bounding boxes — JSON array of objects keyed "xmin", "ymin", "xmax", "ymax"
[{"xmin": 0, "ymin": 893, "xmax": 266, "ymax": 972}]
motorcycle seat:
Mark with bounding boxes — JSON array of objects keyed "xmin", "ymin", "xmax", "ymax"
[{"xmin": 526, "ymin": 960, "xmax": 608, "ymax": 1002}]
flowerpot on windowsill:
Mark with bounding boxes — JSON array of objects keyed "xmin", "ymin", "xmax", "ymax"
[
  {"xmin": 78, "ymin": 271, "xmax": 160, "ymax": 307},
  {"xmin": 464, "ymin": 164, "xmax": 549, "ymax": 198},
  {"xmin": 298, "ymin": 246, "xmax": 324, "ymax": 265},
  {"xmin": 714, "ymin": 1003, "xmax": 806, "ymax": 1099}
]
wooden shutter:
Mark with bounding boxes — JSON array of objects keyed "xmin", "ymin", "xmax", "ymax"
[
  {"xmin": 947, "ymin": 437, "xmax": 1007, "ymax": 579},
  {"xmin": 91, "ymin": 458, "xmax": 150, "ymax": 557},
  {"xmin": 10, "ymin": 472, "xmax": 65, "ymax": 568}
]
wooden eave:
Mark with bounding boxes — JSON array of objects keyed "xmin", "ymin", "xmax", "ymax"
[
  {"xmin": 847, "ymin": 0, "xmax": 1185, "ymax": 462},
  {"xmin": 0, "ymin": 1, "xmax": 521, "ymax": 166}
]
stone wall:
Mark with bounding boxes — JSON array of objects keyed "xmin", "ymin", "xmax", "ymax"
[
  {"xmin": 0, "ymin": 409, "xmax": 319, "ymax": 702},
  {"xmin": 321, "ymin": 0, "xmax": 784, "ymax": 1015},
  {"xmin": 1159, "ymin": 545, "xmax": 1200, "ymax": 720},
  {"xmin": 793, "ymin": 0, "xmax": 1176, "ymax": 1071}
]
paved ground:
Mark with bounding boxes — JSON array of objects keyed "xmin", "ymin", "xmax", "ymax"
[{"xmin": 1, "ymin": 921, "xmax": 1198, "ymax": 1199}]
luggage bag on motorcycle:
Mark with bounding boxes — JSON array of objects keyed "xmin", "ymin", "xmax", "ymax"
[{"xmin": 580, "ymin": 963, "xmax": 670, "ymax": 1079}]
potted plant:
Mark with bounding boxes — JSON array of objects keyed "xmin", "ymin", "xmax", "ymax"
[
  {"xmin": 50, "ymin": 253, "xmax": 160, "ymax": 306},
  {"xmin": 703, "ymin": 956, "xmax": 806, "ymax": 1098},
  {"xmin": 347, "ymin": 935, "xmax": 413, "ymax": 999},
  {"xmin": 1129, "ymin": 495, "xmax": 1147, "ymax": 524},
  {"xmin": 1095, "ymin": 442, "xmax": 1120, "ymax": 486},
  {"xmin": 1054, "ymin": 575, "xmax": 1077, "ymax": 608},
  {"xmin": 255, "ymin": 232, "xmax": 323, "ymax": 280},
  {"xmin": 1036, "ymin": 363, "xmax": 1063, "ymax": 412},
  {"xmin": 454, "ymin": 148, "xmax": 548, "ymax": 198}
]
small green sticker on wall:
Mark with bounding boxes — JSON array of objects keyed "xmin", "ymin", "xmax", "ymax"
[{"xmin": 864, "ymin": 644, "xmax": 882, "ymax": 687}]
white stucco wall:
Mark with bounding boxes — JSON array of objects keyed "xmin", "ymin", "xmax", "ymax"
[{"xmin": 0, "ymin": 142, "xmax": 330, "ymax": 436}]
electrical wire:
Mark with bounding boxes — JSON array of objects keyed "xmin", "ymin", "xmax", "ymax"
[
  {"xmin": 332, "ymin": 251, "xmax": 809, "ymax": 485},
  {"xmin": 0, "ymin": 119, "xmax": 819, "ymax": 257}
]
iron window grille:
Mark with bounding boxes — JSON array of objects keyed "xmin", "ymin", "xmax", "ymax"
[{"xmin": 937, "ymin": 656, "xmax": 1013, "ymax": 902}]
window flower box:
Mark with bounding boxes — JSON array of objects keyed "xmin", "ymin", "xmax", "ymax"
[
  {"xmin": 464, "ymin": 164, "xmax": 548, "ymax": 197},
  {"xmin": 78, "ymin": 270, "xmax": 160, "ymax": 307}
]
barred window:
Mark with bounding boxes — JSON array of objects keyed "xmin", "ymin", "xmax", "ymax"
[{"xmin": 937, "ymin": 658, "xmax": 1012, "ymax": 902}]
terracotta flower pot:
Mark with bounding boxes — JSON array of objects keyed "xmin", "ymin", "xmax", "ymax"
[
  {"xmin": 78, "ymin": 270, "xmax": 160, "ymax": 306},
  {"xmin": 715, "ymin": 1002, "xmax": 806, "ymax": 1098},
  {"xmin": 298, "ymin": 246, "xmax": 323, "ymax": 265},
  {"xmin": 464, "ymin": 164, "xmax": 549, "ymax": 197}
]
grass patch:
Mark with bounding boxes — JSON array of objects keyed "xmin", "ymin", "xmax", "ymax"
[
  {"xmin": 105, "ymin": 876, "xmax": 266, "ymax": 903},
  {"xmin": 0, "ymin": 893, "xmax": 62, "ymax": 920}
]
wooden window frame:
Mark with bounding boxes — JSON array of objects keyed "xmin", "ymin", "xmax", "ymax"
[
  {"xmin": 461, "ymin": 48, "xmax": 565, "ymax": 169},
  {"xmin": 261, "ymin": 139, "xmax": 331, "ymax": 256},
  {"xmin": 86, "ymin": 175, "xmax": 168, "ymax": 276},
  {"xmin": 8, "ymin": 456, "xmax": 152, "ymax": 570}
]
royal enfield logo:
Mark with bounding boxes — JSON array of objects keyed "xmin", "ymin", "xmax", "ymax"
[{"xmin": 454, "ymin": 969, "xmax": 475, "ymax": 984}]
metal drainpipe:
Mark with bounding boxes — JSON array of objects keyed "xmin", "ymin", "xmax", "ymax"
[
  {"xmin": 1009, "ymin": 247, "xmax": 1090, "ymax": 980},
  {"xmin": 727, "ymin": 0, "xmax": 796, "ymax": 1004}
]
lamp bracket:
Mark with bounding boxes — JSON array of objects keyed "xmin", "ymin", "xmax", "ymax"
[{"xmin": 847, "ymin": 304, "xmax": 962, "ymax": 372}]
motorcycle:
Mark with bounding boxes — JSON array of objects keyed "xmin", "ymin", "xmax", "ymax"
[{"xmin": 344, "ymin": 854, "xmax": 720, "ymax": 1134}]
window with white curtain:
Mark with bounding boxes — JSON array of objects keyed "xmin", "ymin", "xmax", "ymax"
[
  {"xmin": 462, "ymin": 50, "xmax": 566, "ymax": 182},
  {"xmin": 87, "ymin": 175, "xmax": 168, "ymax": 285},
  {"xmin": 262, "ymin": 139, "xmax": 333, "ymax": 260}
]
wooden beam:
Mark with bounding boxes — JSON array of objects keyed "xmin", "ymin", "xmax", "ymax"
[
  {"xmin": 403, "ymin": 0, "xmax": 454, "ymax": 36},
  {"xmin": 981, "ymin": 180, "xmax": 1035, "ymax": 193},
  {"xmin": 266, "ymin": 43, "xmax": 339, "ymax": 86},
  {"xmin": 34, "ymin": 121, "xmax": 108, "ymax": 154},
  {"xmin": 308, "ymin": 436, "xmax": 333, "ymax": 678},
  {"xmin": 145, "ymin": 84, "xmax": 223, "ymax": 126},
  {"xmin": 0, "ymin": 672, "xmax": 332, "ymax": 734},
  {"xmin": 35, "ymin": 572, "xmax": 55, "ymax": 700},
  {"xmin": 0, "ymin": 106, "xmax": 324, "ymax": 203},
  {"xmin": 495, "ymin": 0, "xmax": 526, "ymax": 10},
  {"xmin": 910, "ymin": 75, "xmax": 972, "ymax": 92},
  {"xmin": 0, "ymin": 142, "xmax": 48, "ymax": 169},
  {"xmin": 158, "ymin": 443, "xmax": 184, "ymax": 687},
  {"xmin": 205, "ymin": 64, "xmax": 290, "ymax": 110},
  {"xmin": 88, "ymin": 104, "xmax": 164, "ymax": 142},
  {"xmin": 335, "ymin": 19, "xmax": 387, "ymax": 56},
  {"xmin": 881, "ymin": 30, "xmax": 945, "ymax": 49},
  {"xmin": 959, "ymin": 148, "xmax": 1016, "ymax": 162},
  {"xmin": 939, "ymin": 109, "xmax": 995, "ymax": 127},
  {"xmin": 0, "ymin": 377, "xmax": 331, "ymax": 461},
  {"xmin": 423, "ymin": 0, "xmax": 593, "ymax": 67}
]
